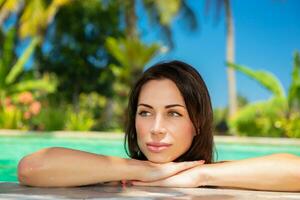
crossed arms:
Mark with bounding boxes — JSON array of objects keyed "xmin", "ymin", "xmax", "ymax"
[{"xmin": 18, "ymin": 147, "xmax": 300, "ymax": 191}]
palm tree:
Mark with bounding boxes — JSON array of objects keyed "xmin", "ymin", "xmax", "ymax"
[
  {"xmin": 205, "ymin": 0, "xmax": 238, "ymax": 119},
  {"xmin": 124, "ymin": 0, "xmax": 137, "ymax": 39},
  {"xmin": 124, "ymin": 0, "xmax": 197, "ymax": 47},
  {"xmin": 227, "ymin": 52, "xmax": 300, "ymax": 137},
  {"xmin": 0, "ymin": 0, "xmax": 71, "ymax": 98},
  {"xmin": 224, "ymin": 0, "xmax": 237, "ymax": 118}
]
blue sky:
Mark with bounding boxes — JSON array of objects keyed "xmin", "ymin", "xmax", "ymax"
[{"xmin": 140, "ymin": 0, "xmax": 300, "ymax": 108}]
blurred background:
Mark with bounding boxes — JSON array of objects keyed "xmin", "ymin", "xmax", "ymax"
[{"xmin": 0, "ymin": 0, "xmax": 300, "ymax": 138}]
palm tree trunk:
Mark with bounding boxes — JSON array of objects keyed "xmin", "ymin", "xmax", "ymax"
[
  {"xmin": 224, "ymin": 0, "xmax": 237, "ymax": 119},
  {"xmin": 125, "ymin": 0, "xmax": 137, "ymax": 39}
]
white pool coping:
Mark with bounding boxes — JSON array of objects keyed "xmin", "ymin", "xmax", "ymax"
[
  {"xmin": 0, "ymin": 182, "xmax": 300, "ymax": 200},
  {"xmin": 1, "ymin": 129, "xmax": 300, "ymax": 145}
]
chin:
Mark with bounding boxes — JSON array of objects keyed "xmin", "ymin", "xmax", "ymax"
[{"xmin": 146, "ymin": 154, "xmax": 175, "ymax": 163}]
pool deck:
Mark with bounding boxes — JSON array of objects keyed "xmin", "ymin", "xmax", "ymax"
[{"xmin": 1, "ymin": 182, "xmax": 300, "ymax": 200}]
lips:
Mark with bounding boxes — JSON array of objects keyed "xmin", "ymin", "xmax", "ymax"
[{"xmin": 146, "ymin": 142, "xmax": 172, "ymax": 153}]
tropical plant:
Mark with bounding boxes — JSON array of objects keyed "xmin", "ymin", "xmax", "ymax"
[
  {"xmin": 105, "ymin": 37, "xmax": 160, "ymax": 87},
  {"xmin": 213, "ymin": 107, "xmax": 228, "ymax": 134},
  {"xmin": 0, "ymin": 28, "xmax": 56, "ymax": 99},
  {"xmin": 213, "ymin": 94, "xmax": 247, "ymax": 134},
  {"xmin": 77, "ymin": 92, "xmax": 108, "ymax": 131},
  {"xmin": 0, "ymin": 0, "xmax": 23, "ymax": 27},
  {"xmin": 0, "ymin": 91, "xmax": 43, "ymax": 129},
  {"xmin": 122, "ymin": 0, "xmax": 197, "ymax": 46},
  {"xmin": 65, "ymin": 109, "xmax": 95, "ymax": 131},
  {"xmin": 105, "ymin": 36, "xmax": 160, "ymax": 129},
  {"xmin": 227, "ymin": 51, "xmax": 300, "ymax": 137},
  {"xmin": 35, "ymin": 0, "xmax": 122, "ymax": 105},
  {"xmin": 0, "ymin": 0, "xmax": 70, "ymax": 130},
  {"xmin": 0, "ymin": 101, "xmax": 22, "ymax": 129},
  {"xmin": 205, "ymin": 0, "xmax": 238, "ymax": 118},
  {"xmin": 31, "ymin": 104, "xmax": 66, "ymax": 131},
  {"xmin": 0, "ymin": 28, "xmax": 57, "ymax": 130},
  {"xmin": 287, "ymin": 52, "xmax": 300, "ymax": 114},
  {"xmin": 139, "ymin": 0, "xmax": 197, "ymax": 47}
]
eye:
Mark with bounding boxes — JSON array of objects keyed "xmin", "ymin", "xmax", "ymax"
[
  {"xmin": 138, "ymin": 111, "xmax": 151, "ymax": 117},
  {"xmin": 168, "ymin": 111, "xmax": 182, "ymax": 117}
]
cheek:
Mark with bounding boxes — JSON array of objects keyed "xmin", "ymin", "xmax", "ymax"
[
  {"xmin": 135, "ymin": 117, "xmax": 149, "ymax": 139},
  {"xmin": 135, "ymin": 118, "xmax": 151, "ymax": 154},
  {"xmin": 173, "ymin": 120, "xmax": 195, "ymax": 146}
]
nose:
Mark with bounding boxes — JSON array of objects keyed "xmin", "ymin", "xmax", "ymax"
[{"xmin": 150, "ymin": 115, "xmax": 167, "ymax": 135}]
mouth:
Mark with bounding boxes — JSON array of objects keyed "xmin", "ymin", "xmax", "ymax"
[{"xmin": 146, "ymin": 142, "xmax": 172, "ymax": 153}]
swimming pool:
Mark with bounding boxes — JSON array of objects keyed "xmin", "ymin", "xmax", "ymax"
[{"xmin": 1, "ymin": 132, "xmax": 300, "ymax": 182}]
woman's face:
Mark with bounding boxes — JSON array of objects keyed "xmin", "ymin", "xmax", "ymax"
[{"xmin": 135, "ymin": 79, "xmax": 195, "ymax": 163}]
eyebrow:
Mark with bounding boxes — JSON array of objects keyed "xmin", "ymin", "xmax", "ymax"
[{"xmin": 138, "ymin": 103, "xmax": 185, "ymax": 109}]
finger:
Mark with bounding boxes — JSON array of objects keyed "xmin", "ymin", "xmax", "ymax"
[
  {"xmin": 163, "ymin": 160, "xmax": 205, "ymax": 175},
  {"xmin": 178, "ymin": 160, "xmax": 205, "ymax": 169}
]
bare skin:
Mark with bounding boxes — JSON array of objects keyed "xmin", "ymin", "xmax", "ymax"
[
  {"xmin": 17, "ymin": 147, "xmax": 204, "ymax": 187},
  {"xmin": 18, "ymin": 79, "xmax": 300, "ymax": 191},
  {"xmin": 130, "ymin": 79, "xmax": 300, "ymax": 191},
  {"xmin": 132, "ymin": 153, "xmax": 300, "ymax": 191}
]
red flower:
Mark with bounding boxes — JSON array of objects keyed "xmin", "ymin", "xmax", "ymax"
[
  {"xmin": 18, "ymin": 92, "xmax": 34, "ymax": 105},
  {"xmin": 29, "ymin": 101, "xmax": 41, "ymax": 115}
]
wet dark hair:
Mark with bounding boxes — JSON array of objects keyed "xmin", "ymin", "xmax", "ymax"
[{"xmin": 124, "ymin": 60, "xmax": 214, "ymax": 163}]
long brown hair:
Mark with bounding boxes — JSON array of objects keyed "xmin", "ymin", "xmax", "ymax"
[{"xmin": 124, "ymin": 60, "xmax": 214, "ymax": 163}]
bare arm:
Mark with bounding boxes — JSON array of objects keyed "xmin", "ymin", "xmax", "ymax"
[
  {"xmin": 18, "ymin": 147, "xmax": 202, "ymax": 187},
  {"xmin": 202, "ymin": 153, "xmax": 300, "ymax": 191},
  {"xmin": 132, "ymin": 153, "xmax": 300, "ymax": 191}
]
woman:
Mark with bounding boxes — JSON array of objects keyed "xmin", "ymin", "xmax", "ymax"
[{"xmin": 18, "ymin": 61, "xmax": 300, "ymax": 191}]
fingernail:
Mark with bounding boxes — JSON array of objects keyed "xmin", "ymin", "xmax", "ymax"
[{"xmin": 199, "ymin": 160, "xmax": 205, "ymax": 164}]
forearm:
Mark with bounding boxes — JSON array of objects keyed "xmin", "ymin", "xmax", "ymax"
[
  {"xmin": 202, "ymin": 153, "xmax": 300, "ymax": 191},
  {"xmin": 18, "ymin": 147, "xmax": 142, "ymax": 187}
]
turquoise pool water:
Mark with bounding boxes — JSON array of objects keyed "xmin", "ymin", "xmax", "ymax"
[{"xmin": 1, "ymin": 134, "xmax": 300, "ymax": 182}]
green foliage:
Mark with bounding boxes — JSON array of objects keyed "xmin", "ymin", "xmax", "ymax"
[
  {"xmin": 141, "ymin": 0, "xmax": 197, "ymax": 47},
  {"xmin": 65, "ymin": 109, "xmax": 94, "ymax": 131},
  {"xmin": 229, "ymin": 98, "xmax": 287, "ymax": 137},
  {"xmin": 18, "ymin": 0, "xmax": 72, "ymax": 39},
  {"xmin": 228, "ymin": 52, "xmax": 300, "ymax": 138},
  {"xmin": 149, "ymin": 0, "xmax": 181, "ymax": 26},
  {"xmin": 0, "ymin": 28, "xmax": 57, "ymax": 99},
  {"xmin": 0, "ymin": 91, "xmax": 43, "ymax": 129},
  {"xmin": 36, "ymin": 0, "xmax": 122, "ymax": 103},
  {"xmin": 5, "ymin": 37, "xmax": 40, "ymax": 85},
  {"xmin": 1, "ymin": 0, "xmax": 196, "ymax": 132},
  {"xmin": 0, "ymin": 105, "xmax": 22, "ymax": 129},
  {"xmin": 76, "ymin": 92, "xmax": 109, "ymax": 131},
  {"xmin": 288, "ymin": 52, "xmax": 300, "ymax": 113},
  {"xmin": 9, "ymin": 73, "xmax": 57, "ymax": 94},
  {"xmin": 0, "ymin": 28, "xmax": 15, "ymax": 87},
  {"xmin": 227, "ymin": 62, "xmax": 285, "ymax": 98},
  {"xmin": 282, "ymin": 113, "xmax": 300, "ymax": 138},
  {"xmin": 106, "ymin": 37, "xmax": 160, "ymax": 79},
  {"xmin": 213, "ymin": 107, "xmax": 228, "ymax": 134},
  {"xmin": 213, "ymin": 94, "xmax": 248, "ymax": 135},
  {"xmin": 105, "ymin": 36, "xmax": 160, "ymax": 130},
  {"xmin": 106, "ymin": 36, "xmax": 159, "ymax": 97},
  {"xmin": 32, "ymin": 105, "xmax": 66, "ymax": 131}
]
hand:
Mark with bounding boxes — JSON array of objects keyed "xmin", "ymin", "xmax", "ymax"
[
  {"xmin": 132, "ymin": 165, "xmax": 207, "ymax": 188},
  {"xmin": 136, "ymin": 160, "xmax": 205, "ymax": 183}
]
